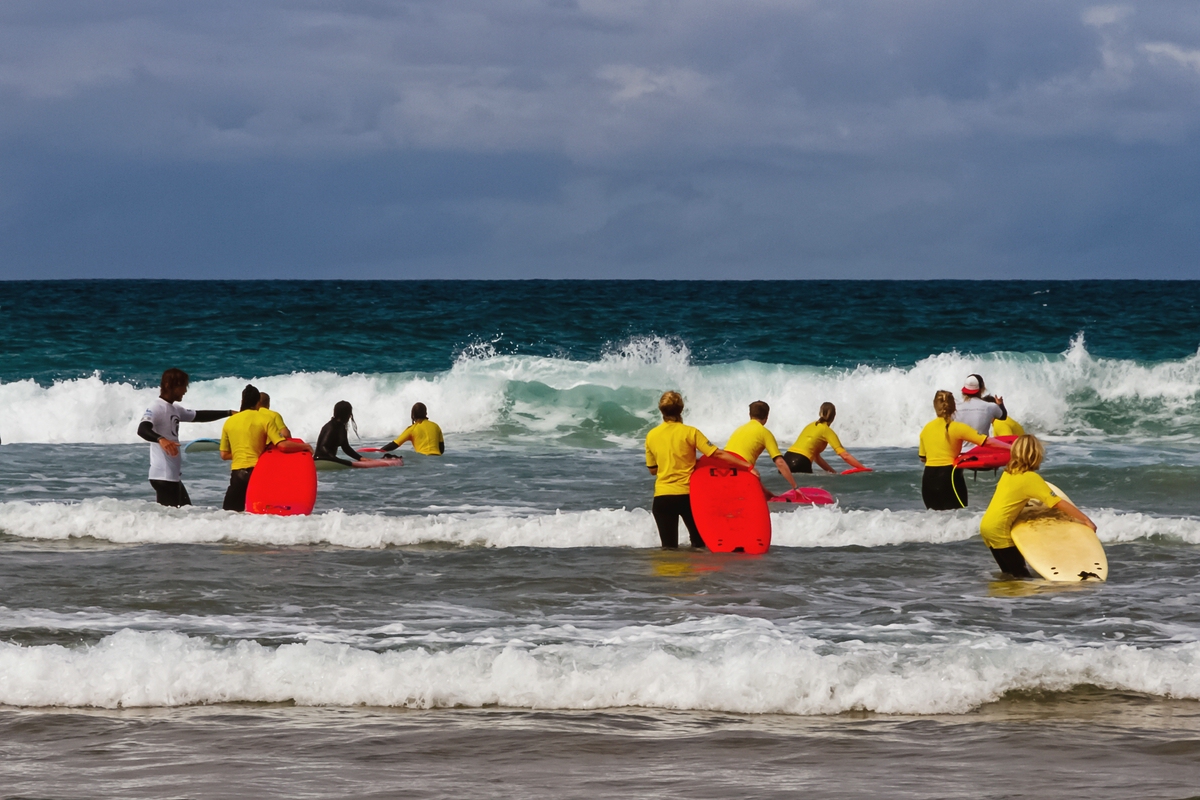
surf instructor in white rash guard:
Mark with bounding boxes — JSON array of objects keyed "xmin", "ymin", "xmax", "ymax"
[
  {"xmin": 955, "ymin": 374, "xmax": 1008, "ymax": 435},
  {"xmin": 137, "ymin": 368, "xmax": 235, "ymax": 507}
]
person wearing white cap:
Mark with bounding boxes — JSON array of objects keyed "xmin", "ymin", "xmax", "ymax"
[{"xmin": 955, "ymin": 373, "xmax": 1008, "ymax": 435}]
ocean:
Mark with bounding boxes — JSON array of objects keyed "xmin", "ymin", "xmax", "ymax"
[{"xmin": 1, "ymin": 280, "xmax": 1199, "ymax": 798}]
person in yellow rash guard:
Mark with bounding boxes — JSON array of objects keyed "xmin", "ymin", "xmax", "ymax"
[
  {"xmin": 918, "ymin": 390, "xmax": 1010, "ymax": 510},
  {"xmin": 220, "ymin": 384, "xmax": 311, "ymax": 512},
  {"xmin": 992, "ymin": 417, "xmax": 1025, "ymax": 437},
  {"xmin": 980, "ymin": 434, "xmax": 1095, "ymax": 577},
  {"xmin": 645, "ymin": 391, "xmax": 755, "ymax": 549},
  {"xmin": 381, "ymin": 402, "xmax": 445, "ymax": 456},
  {"xmin": 255, "ymin": 392, "xmax": 291, "ymax": 439},
  {"xmin": 783, "ymin": 402, "xmax": 868, "ymax": 474},
  {"xmin": 724, "ymin": 401, "xmax": 797, "ymax": 495}
]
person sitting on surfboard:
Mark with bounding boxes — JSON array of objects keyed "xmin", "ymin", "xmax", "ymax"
[
  {"xmin": 724, "ymin": 401, "xmax": 798, "ymax": 494},
  {"xmin": 256, "ymin": 392, "xmax": 291, "ymax": 439},
  {"xmin": 919, "ymin": 390, "xmax": 1011, "ymax": 510},
  {"xmin": 645, "ymin": 391, "xmax": 754, "ymax": 549},
  {"xmin": 137, "ymin": 367, "xmax": 235, "ymax": 508},
  {"xmin": 315, "ymin": 401, "xmax": 398, "ymax": 468},
  {"xmin": 783, "ymin": 403, "xmax": 868, "ymax": 475},
  {"xmin": 380, "ymin": 403, "xmax": 444, "ymax": 457},
  {"xmin": 955, "ymin": 374, "xmax": 1008, "ymax": 435},
  {"xmin": 980, "ymin": 435, "xmax": 1095, "ymax": 577},
  {"xmin": 220, "ymin": 384, "xmax": 311, "ymax": 512}
]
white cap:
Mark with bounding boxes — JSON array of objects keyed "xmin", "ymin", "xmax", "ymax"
[{"xmin": 962, "ymin": 375, "xmax": 982, "ymax": 395}]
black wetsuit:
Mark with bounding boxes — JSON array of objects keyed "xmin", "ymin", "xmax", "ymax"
[{"xmin": 314, "ymin": 420, "xmax": 362, "ymax": 467}]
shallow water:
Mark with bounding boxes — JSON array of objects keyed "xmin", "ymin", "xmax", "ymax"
[{"xmin": 2, "ymin": 280, "xmax": 1199, "ymax": 797}]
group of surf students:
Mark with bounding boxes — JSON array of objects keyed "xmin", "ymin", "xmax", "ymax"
[
  {"xmin": 139, "ymin": 368, "xmax": 443, "ymax": 513},
  {"xmin": 645, "ymin": 373, "xmax": 1095, "ymax": 578},
  {"xmin": 141, "ymin": 366, "xmax": 1095, "ymax": 577}
]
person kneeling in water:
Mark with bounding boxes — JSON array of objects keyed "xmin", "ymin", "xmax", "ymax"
[
  {"xmin": 724, "ymin": 401, "xmax": 798, "ymax": 494},
  {"xmin": 783, "ymin": 403, "xmax": 868, "ymax": 474},
  {"xmin": 315, "ymin": 401, "xmax": 399, "ymax": 468},
  {"xmin": 645, "ymin": 391, "xmax": 753, "ymax": 549},
  {"xmin": 918, "ymin": 390, "xmax": 1010, "ymax": 510},
  {"xmin": 980, "ymin": 435, "xmax": 1095, "ymax": 577},
  {"xmin": 380, "ymin": 402, "xmax": 444, "ymax": 457}
]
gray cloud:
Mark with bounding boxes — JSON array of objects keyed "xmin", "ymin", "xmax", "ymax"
[{"xmin": 1, "ymin": 0, "xmax": 1199, "ymax": 278}]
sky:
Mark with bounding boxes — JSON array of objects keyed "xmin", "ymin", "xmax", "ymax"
[{"xmin": 1, "ymin": 0, "xmax": 1198, "ymax": 279}]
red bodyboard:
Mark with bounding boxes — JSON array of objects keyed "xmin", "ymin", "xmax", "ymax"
[
  {"xmin": 688, "ymin": 456, "xmax": 772, "ymax": 554},
  {"xmin": 244, "ymin": 443, "xmax": 318, "ymax": 516},
  {"xmin": 840, "ymin": 467, "xmax": 872, "ymax": 475},
  {"xmin": 954, "ymin": 435, "xmax": 1018, "ymax": 471},
  {"xmin": 768, "ymin": 487, "xmax": 835, "ymax": 506}
]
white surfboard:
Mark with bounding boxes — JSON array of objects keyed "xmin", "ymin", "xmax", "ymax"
[{"xmin": 1010, "ymin": 482, "xmax": 1107, "ymax": 582}]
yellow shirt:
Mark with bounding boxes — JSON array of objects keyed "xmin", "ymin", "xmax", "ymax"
[
  {"xmin": 258, "ymin": 408, "xmax": 287, "ymax": 436},
  {"xmin": 645, "ymin": 421, "xmax": 718, "ymax": 496},
  {"xmin": 220, "ymin": 409, "xmax": 286, "ymax": 470},
  {"xmin": 393, "ymin": 419, "xmax": 444, "ymax": 456},
  {"xmin": 979, "ymin": 471, "xmax": 1062, "ymax": 549},
  {"xmin": 787, "ymin": 421, "xmax": 845, "ymax": 459},
  {"xmin": 724, "ymin": 420, "xmax": 782, "ymax": 464},
  {"xmin": 918, "ymin": 419, "xmax": 987, "ymax": 467},
  {"xmin": 992, "ymin": 417, "xmax": 1025, "ymax": 437}
]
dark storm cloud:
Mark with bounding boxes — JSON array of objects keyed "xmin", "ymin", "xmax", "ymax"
[{"xmin": 1, "ymin": 0, "xmax": 1198, "ymax": 278}]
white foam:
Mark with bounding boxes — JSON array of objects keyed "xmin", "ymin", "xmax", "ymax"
[
  {"xmin": 1, "ymin": 625, "xmax": 1197, "ymax": 713},
  {"xmin": 1, "ymin": 499, "xmax": 1196, "ymax": 548},
  {"xmin": 2, "ymin": 336, "xmax": 1199, "ymax": 446}
]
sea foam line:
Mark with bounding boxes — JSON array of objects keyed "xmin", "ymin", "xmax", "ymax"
[
  {"xmin": 1, "ymin": 627, "xmax": 1197, "ymax": 714},
  {"xmin": 0, "ymin": 499, "xmax": 1196, "ymax": 549},
  {"xmin": 1, "ymin": 335, "xmax": 1199, "ymax": 445}
]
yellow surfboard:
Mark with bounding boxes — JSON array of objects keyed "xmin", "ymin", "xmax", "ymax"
[{"xmin": 1010, "ymin": 482, "xmax": 1107, "ymax": 582}]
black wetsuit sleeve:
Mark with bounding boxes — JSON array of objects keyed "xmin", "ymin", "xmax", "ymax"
[
  {"xmin": 138, "ymin": 421, "xmax": 165, "ymax": 443},
  {"xmin": 337, "ymin": 426, "xmax": 362, "ymax": 461},
  {"xmin": 995, "ymin": 401, "xmax": 1008, "ymax": 421},
  {"xmin": 314, "ymin": 421, "xmax": 356, "ymax": 467},
  {"xmin": 192, "ymin": 410, "xmax": 232, "ymax": 423},
  {"xmin": 380, "ymin": 441, "xmax": 398, "ymax": 452}
]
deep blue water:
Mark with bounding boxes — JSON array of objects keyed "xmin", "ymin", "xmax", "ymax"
[{"xmin": 3, "ymin": 280, "xmax": 1198, "ymax": 384}]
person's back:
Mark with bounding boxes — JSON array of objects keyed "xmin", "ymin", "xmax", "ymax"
[
  {"xmin": 724, "ymin": 418, "xmax": 780, "ymax": 465},
  {"xmin": 646, "ymin": 420, "xmax": 712, "ymax": 496},
  {"xmin": 221, "ymin": 409, "xmax": 275, "ymax": 471},
  {"xmin": 954, "ymin": 396, "xmax": 1004, "ymax": 435}
]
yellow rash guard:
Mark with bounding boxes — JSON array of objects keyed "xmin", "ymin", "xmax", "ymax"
[
  {"xmin": 787, "ymin": 421, "xmax": 846, "ymax": 460},
  {"xmin": 220, "ymin": 409, "xmax": 286, "ymax": 470},
  {"xmin": 392, "ymin": 419, "xmax": 444, "ymax": 455},
  {"xmin": 918, "ymin": 419, "xmax": 987, "ymax": 467},
  {"xmin": 645, "ymin": 421, "xmax": 718, "ymax": 496},
  {"xmin": 979, "ymin": 471, "xmax": 1062, "ymax": 549},
  {"xmin": 724, "ymin": 419, "xmax": 782, "ymax": 464}
]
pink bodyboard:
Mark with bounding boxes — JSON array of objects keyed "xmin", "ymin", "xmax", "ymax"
[
  {"xmin": 768, "ymin": 487, "xmax": 835, "ymax": 506},
  {"xmin": 688, "ymin": 456, "xmax": 772, "ymax": 554}
]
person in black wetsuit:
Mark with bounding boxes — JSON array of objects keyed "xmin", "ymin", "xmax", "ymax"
[{"xmin": 315, "ymin": 401, "xmax": 400, "ymax": 469}]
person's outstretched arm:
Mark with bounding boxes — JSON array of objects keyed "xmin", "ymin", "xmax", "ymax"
[
  {"xmin": 772, "ymin": 455, "xmax": 798, "ymax": 490},
  {"xmin": 984, "ymin": 436, "xmax": 1011, "ymax": 449},
  {"xmin": 276, "ymin": 439, "xmax": 312, "ymax": 454},
  {"xmin": 812, "ymin": 453, "xmax": 836, "ymax": 473},
  {"xmin": 1057, "ymin": 499, "xmax": 1096, "ymax": 531},
  {"xmin": 709, "ymin": 448, "xmax": 760, "ymax": 478},
  {"xmin": 839, "ymin": 451, "xmax": 867, "ymax": 470}
]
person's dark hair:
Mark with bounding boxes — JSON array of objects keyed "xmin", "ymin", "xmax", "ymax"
[
  {"xmin": 160, "ymin": 368, "xmax": 189, "ymax": 396},
  {"xmin": 240, "ymin": 384, "xmax": 261, "ymax": 411},
  {"xmin": 818, "ymin": 402, "xmax": 836, "ymax": 425},
  {"xmin": 411, "ymin": 402, "xmax": 428, "ymax": 422},
  {"xmin": 333, "ymin": 400, "xmax": 359, "ymax": 437},
  {"xmin": 748, "ymin": 401, "xmax": 769, "ymax": 421},
  {"xmin": 658, "ymin": 391, "xmax": 684, "ymax": 422}
]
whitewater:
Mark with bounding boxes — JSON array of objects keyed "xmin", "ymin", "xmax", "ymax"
[{"xmin": 3, "ymin": 281, "xmax": 1200, "ymax": 800}]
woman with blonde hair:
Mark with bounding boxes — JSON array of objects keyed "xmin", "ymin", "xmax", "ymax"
[
  {"xmin": 783, "ymin": 402, "xmax": 868, "ymax": 474},
  {"xmin": 644, "ymin": 391, "xmax": 753, "ymax": 549},
  {"xmin": 979, "ymin": 435, "xmax": 1095, "ymax": 576},
  {"xmin": 918, "ymin": 390, "xmax": 1011, "ymax": 510}
]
